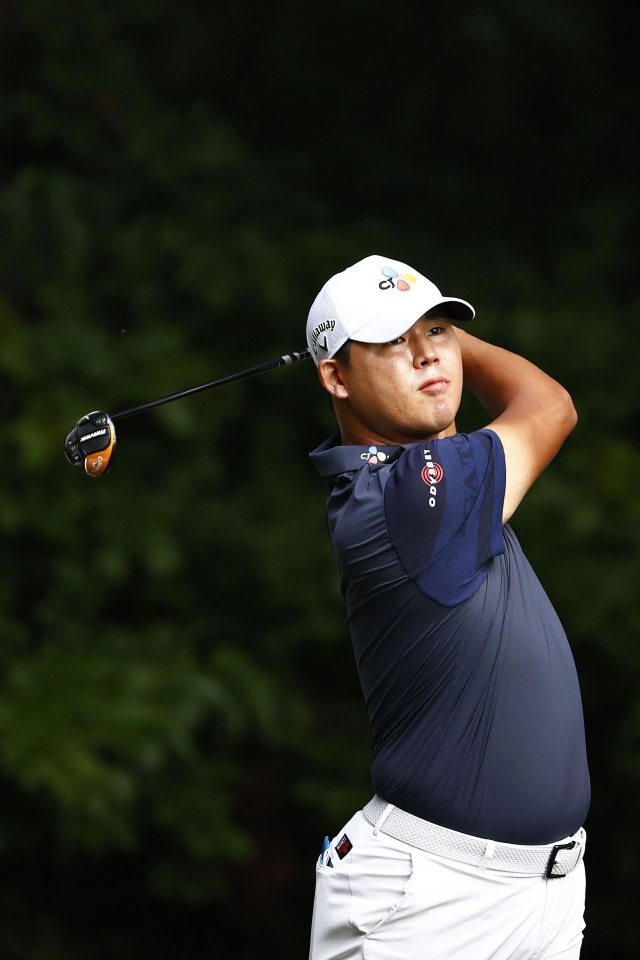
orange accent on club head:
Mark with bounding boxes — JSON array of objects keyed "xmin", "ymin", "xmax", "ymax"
[{"xmin": 84, "ymin": 420, "xmax": 116, "ymax": 478}]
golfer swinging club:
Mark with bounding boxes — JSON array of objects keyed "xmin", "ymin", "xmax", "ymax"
[{"xmin": 307, "ymin": 255, "xmax": 589, "ymax": 960}]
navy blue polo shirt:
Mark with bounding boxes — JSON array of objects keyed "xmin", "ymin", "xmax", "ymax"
[{"xmin": 310, "ymin": 430, "xmax": 590, "ymax": 845}]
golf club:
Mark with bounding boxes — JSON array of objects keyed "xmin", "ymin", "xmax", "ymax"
[{"xmin": 64, "ymin": 348, "xmax": 311, "ymax": 477}]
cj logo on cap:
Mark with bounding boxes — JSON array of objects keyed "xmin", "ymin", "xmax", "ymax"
[{"xmin": 379, "ymin": 266, "xmax": 417, "ymax": 292}]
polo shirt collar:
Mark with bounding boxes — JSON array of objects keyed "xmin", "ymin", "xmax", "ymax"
[{"xmin": 309, "ymin": 434, "xmax": 403, "ymax": 478}]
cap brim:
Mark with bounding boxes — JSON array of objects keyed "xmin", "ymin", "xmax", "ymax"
[
  {"xmin": 348, "ymin": 296, "xmax": 475, "ymax": 345},
  {"xmin": 436, "ymin": 298, "xmax": 475, "ymax": 322}
]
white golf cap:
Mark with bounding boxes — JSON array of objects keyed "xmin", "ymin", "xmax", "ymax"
[{"xmin": 306, "ymin": 254, "xmax": 475, "ymax": 365}]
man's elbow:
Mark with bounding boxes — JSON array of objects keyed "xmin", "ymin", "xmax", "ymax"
[{"xmin": 557, "ymin": 386, "xmax": 578, "ymax": 436}]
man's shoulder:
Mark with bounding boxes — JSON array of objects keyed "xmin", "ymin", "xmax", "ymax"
[
  {"xmin": 309, "ymin": 430, "xmax": 502, "ymax": 477},
  {"xmin": 309, "ymin": 434, "xmax": 402, "ymax": 480}
]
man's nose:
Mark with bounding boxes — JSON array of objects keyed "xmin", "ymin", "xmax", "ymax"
[{"xmin": 412, "ymin": 335, "xmax": 440, "ymax": 367}]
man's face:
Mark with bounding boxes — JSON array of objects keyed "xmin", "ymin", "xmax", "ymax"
[{"xmin": 320, "ymin": 312, "xmax": 463, "ymax": 444}]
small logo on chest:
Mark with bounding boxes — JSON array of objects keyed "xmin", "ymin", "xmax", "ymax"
[
  {"xmin": 360, "ymin": 445, "xmax": 388, "ymax": 465},
  {"xmin": 335, "ymin": 834, "xmax": 353, "ymax": 859}
]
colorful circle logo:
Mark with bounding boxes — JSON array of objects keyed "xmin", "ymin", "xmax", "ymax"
[
  {"xmin": 360, "ymin": 445, "xmax": 388, "ymax": 465},
  {"xmin": 379, "ymin": 266, "xmax": 417, "ymax": 292}
]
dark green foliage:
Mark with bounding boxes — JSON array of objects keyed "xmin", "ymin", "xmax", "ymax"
[{"xmin": 0, "ymin": 0, "xmax": 638, "ymax": 956}]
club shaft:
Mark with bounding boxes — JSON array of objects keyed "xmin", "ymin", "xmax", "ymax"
[{"xmin": 111, "ymin": 349, "xmax": 311, "ymax": 422}]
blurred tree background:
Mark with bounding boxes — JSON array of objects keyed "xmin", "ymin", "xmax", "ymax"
[{"xmin": 0, "ymin": 0, "xmax": 638, "ymax": 956}]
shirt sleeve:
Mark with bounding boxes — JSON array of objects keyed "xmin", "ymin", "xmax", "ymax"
[{"xmin": 383, "ymin": 429, "xmax": 506, "ymax": 606}]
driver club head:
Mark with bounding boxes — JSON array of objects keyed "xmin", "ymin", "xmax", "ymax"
[{"xmin": 64, "ymin": 411, "xmax": 116, "ymax": 478}]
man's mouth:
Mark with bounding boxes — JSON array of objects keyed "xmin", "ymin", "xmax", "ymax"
[{"xmin": 419, "ymin": 378, "xmax": 449, "ymax": 393}]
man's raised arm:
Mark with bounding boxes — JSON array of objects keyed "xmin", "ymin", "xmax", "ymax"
[{"xmin": 454, "ymin": 327, "xmax": 578, "ymax": 523}]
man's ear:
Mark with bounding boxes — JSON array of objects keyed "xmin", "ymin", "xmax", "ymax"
[{"xmin": 318, "ymin": 359, "xmax": 349, "ymax": 399}]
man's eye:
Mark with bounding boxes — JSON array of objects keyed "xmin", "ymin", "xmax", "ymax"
[
  {"xmin": 387, "ymin": 336, "xmax": 405, "ymax": 345},
  {"xmin": 429, "ymin": 326, "xmax": 445, "ymax": 336}
]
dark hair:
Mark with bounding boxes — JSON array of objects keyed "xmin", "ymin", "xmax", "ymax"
[{"xmin": 333, "ymin": 339, "xmax": 352, "ymax": 367}]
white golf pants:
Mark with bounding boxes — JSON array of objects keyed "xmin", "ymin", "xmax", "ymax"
[{"xmin": 309, "ymin": 809, "xmax": 586, "ymax": 960}]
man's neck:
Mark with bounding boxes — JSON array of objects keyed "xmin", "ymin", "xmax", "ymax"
[{"xmin": 339, "ymin": 421, "xmax": 457, "ymax": 446}]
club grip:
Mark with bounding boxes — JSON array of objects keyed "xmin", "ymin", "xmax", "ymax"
[{"xmin": 280, "ymin": 349, "xmax": 311, "ymax": 365}]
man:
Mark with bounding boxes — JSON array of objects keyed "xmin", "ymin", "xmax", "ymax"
[{"xmin": 307, "ymin": 255, "xmax": 589, "ymax": 960}]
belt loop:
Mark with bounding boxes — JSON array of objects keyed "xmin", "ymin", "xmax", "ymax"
[
  {"xmin": 477, "ymin": 839, "xmax": 496, "ymax": 873},
  {"xmin": 374, "ymin": 802, "xmax": 396, "ymax": 837}
]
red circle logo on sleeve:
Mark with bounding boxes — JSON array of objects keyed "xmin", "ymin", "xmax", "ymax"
[{"xmin": 421, "ymin": 462, "xmax": 444, "ymax": 485}]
